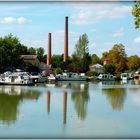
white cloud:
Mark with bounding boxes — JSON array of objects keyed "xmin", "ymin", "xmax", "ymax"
[
  {"xmin": 70, "ymin": 3, "xmax": 131, "ymax": 25},
  {"xmin": 112, "ymin": 28, "xmax": 125, "ymax": 37},
  {"xmin": 17, "ymin": 17, "xmax": 32, "ymax": 24},
  {"xmin": 0, "ymin": 17, "xmax": 32, "ymax": 24},
  {"xmin": 134, "ymin": 36, "xmax": 140, "ymax": 44}
]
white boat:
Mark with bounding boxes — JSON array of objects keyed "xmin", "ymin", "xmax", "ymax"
[
  {"xmin": 48, "ymin": 74, "xmax": 56, "ymax": 81},
  {"xmin": 0, "ymin": 71, "xmax": 33, "ymax": 85},
  {"xmin": 98, "ymin": 74, "xmax": 115, "ymax": 81},
  {"xmin": 30, "ymin": 72, "xmax": 48, "ymax": 83},
  {"xmin": 56, "ymin": 72, "xmax": 88, "ymax": 81},
  {"xmin": 121, "ymin": 73, "xmax": 128, "ymax": 80}
]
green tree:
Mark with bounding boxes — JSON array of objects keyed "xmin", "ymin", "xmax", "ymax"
[
  {"xmin": 74, "ymin": 33, "xmax": 89, "ymax": 59},
  {"xmin": 28, "ymin": 47, "xmax": 36, "ymax": 55},
  {"xmin": 0, "ymin": 34, "xmax": 28, "ymax": 69},
  {"xmin": 132, "ymin": 0, "xmax": 140, "ymax": 28},
  {"xmin": 51, "ymin": 54, "xmax": 63, "ymax": 69},
  {"xmin": 54, "ymin": 68, "xmax": 63, "ymax": 74},
  {"xmin": 103, "ymin": 64, "xmax": 116, "ymax": 75},
  {"xmin": 70, "ymin": 33, "xmax": 91, "ymax": 72},
  {"xmin": 36, "ymin": 47, "xmax": 44, "ymax": 62},
  {"xmin": 91, "ymin": 54, "xmax": 102, "ymax": 64}
]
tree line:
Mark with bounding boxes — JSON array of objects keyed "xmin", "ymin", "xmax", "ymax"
[{"xmin": 0, "ymin": 33, "xmax": 140, "ymax": 75}]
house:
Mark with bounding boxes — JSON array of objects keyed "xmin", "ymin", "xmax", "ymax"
[
  {"xmin": 89, "ymin": 63, "xmax": 103, "ymax": 73},
  {"xmin": 20, "ymin": 55, "xmax": 40, "ymax": 66},
  {"xmin": 103, "ymin": 58, "xmax": 110, "ymax": 65}
]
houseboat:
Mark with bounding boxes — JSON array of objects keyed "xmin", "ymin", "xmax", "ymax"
[
  {"xmin": 0, "ymin": 71, "xmax": 33, "ymax": 85},
  {"xmin": 98, "ymin": 74, "xmax": 115, "ymax": 81},
  {"xmin": 56, "ymin": 72, "xmax": 88, "ymax": 81}
]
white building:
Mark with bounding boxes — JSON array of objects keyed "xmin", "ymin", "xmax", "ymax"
[{"xmin": 89, "ymin": 63, "xmax": 103, "ymax": 73}]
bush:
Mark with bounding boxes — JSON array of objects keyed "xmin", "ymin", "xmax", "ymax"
[
  {"xmin": 86, "ymin": 71, "xmax": 98, "ymax": 77},
  {"xmin": 54, "ymin": 68, "xmax": 63, "ymax": 74}
]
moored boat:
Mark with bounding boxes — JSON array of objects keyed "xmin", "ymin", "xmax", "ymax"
[
  {"xmin": 121, "ymin": 73, "xmax": 128, "ymax": 80},
  {"xmin": 98, "ymin": 74, "xmax": 115, "ymax": 81},
  {"xmin": 0, "ymin": 71, "xmax": 33, "ymax": 85},
  {"xmin": 56, "ymin": 72, "xmax": 88, "ymax": 81},
  {"xmin": 48, "ymin": 74, "xmax": 56, "ymax": 82}
]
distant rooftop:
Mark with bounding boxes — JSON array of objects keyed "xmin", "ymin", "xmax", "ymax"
[{"xmin": 21, "ymin": 55, "xmax": 37, "ymax": 60}]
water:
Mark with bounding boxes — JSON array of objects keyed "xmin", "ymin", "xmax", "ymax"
[{"xmin": 0, "ymin": 80, "xmax": 140, "ymax": 138}]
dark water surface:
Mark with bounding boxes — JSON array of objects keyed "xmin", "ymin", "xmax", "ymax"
[{"xmin": 0, "ymin": 80, "xmax": 140, "ymax": 138}]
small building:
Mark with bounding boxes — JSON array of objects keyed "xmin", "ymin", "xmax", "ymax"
[
  {"xmin": 20, "ymin": 55, "xmax": 40, "ymax": 66},
  {"xmin": 103, "ymin": 58, "xmax": 110, "ymax": 65},
  {"xmin": 39, "ymin": 62, "xmax": 53, "ymax": 76},
  {"xmin": 89, "ymin": 63, "xmax": 103, "ymax": 73}
]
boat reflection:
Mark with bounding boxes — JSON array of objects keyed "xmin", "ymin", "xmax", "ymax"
[
  {"xmin": 0, "ymin": 86, "xmax": 41, "ymax": 125},
  {"xmin": 102, "ymin": 88, "xmax": 126, "ymax": 111}
]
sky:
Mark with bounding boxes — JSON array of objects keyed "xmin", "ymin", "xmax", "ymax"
[{"xmin": 0, "ymin": 1, "xmax": 139, "ymax": 57}]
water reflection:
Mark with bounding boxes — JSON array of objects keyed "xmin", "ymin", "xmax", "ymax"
[
  {"xmin": 63, "ymin": 91, "xmax": 67, "ymax": 124},
  {"xmin": 102, "ymin": 87, "xmax": 126, "ymax": 111},
  {"xmin": 71, "ymin": 82, "xmax": 89, "ymax": 120},
  {"xmin": 46, "ymin": 91, "xmax": 51, "ymax": 114},
  {"xmin": 0, "ymin": 86, "xmax": 41, "ymax": 125},
  {"xmin": 45, "ymin": 82, "xmax": 90, "ymax": 124}
]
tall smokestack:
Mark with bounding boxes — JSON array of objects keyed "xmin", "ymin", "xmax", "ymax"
[
  {"xmin": 64, "ymin": 16, "xmax": 68, "ymax": 62},
  {"xmin": 47, "ymin": 33, "xmax": 51, "ymax": 65}
]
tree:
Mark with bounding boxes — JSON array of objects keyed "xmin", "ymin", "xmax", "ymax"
[
  {"xmin": 71, "ymin": 33, "xmax": 91, "ymax": 72},
  {"xmin": 91, "ymin": 54, "xmax": 102, "ymax": 64},
  {"xmin": 0, "ymin": 34, "xmax": 28, "ymax": 69},
  {"xmin": 127, "ymin": 55, "xmax": 140, "ymax": 70},
  {"xmin": 74, "ymin": 33, "xmax": 89, "ymax": 59},
  {"xmin": 102, "ymin": 43, "xmax": 127, "ymax": 74},
  {"xmin": 36, "ymin": 47, "xmax": 44, "ymax": 62},
  {"xmin": 28, "ymin": 47, "xmax": 36, "ymax": 55},
  {"xmin": 51, "ymin": 54, "xmax": 63, "ymax": 69},
  {"xmin": 132, "ymin": 0, "xmax": 140, "ymax": 28},
  {"xmin": 103, "ymin": 64, "xmax": 116, "ymax": 75},
  {"xmin": 54, "ymin": 68, "xmax": 63, "ymax": 74}
]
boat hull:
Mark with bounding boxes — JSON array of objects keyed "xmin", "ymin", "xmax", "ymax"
[
  {"xmin": 0, "ymin": 82, "xmax": 34, "ymax": 85},
  {"xmin": 56, "ymin": 78, "xmax": 87, "ymax": 81}
]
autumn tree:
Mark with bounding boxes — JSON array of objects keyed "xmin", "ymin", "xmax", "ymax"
[
  {"xmin": 127, "ymin": 55, "xmax": 140, "ymax": 70},
  {"xmin": 102, "ymin": 43, "xmax": 127, "ymax": 74},
  {"xmin": 132, "ymin": 0, "xmax": 140, "ymax": 28}
]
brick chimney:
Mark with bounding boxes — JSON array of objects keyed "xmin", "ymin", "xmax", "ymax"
[
  {"xmin": 64, "ymin": 16, "xmax": 68, "ymax": 62},
  {"xmin": 47, "ymin": 33, "xmax": 51, "ymax": 65}
]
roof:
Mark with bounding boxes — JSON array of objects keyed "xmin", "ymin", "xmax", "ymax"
[
  {"xmin": 90, "ymin": 63, "xmax": 103, "ymax": 68},
  {"xmin": 20, "ymin": 55, "xmax": 37, "ymax": 60}
]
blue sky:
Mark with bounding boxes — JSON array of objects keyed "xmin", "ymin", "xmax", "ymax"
[{"xmin": 0, "ymin": 1, "xmax": 139, "ymax": 57}]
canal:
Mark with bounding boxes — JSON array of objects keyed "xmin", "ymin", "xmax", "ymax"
[{"xmin": 0, "ymin": 80, "xmax": 140, "ymax": 138}]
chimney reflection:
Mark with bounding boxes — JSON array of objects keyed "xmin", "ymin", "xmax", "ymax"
[
  {"xmin": 63, "ymin": 91, "xmax": 67, "ymax": 124},
  {"xmin": 46, "ymin": 91, "xmax": 51, "ymax": 114}
]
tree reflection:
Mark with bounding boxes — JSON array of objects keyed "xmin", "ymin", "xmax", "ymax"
[
  {"xmin": 71, "ymin": 82, "xmax": 89, "ymax": 120},
  {"xmin": 0, "ymin": 86, "xmax": 41, "ymax": 125},
  {"xmin": 102, "ymin": 88, "xmax": 126, "ymax": 111}
]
